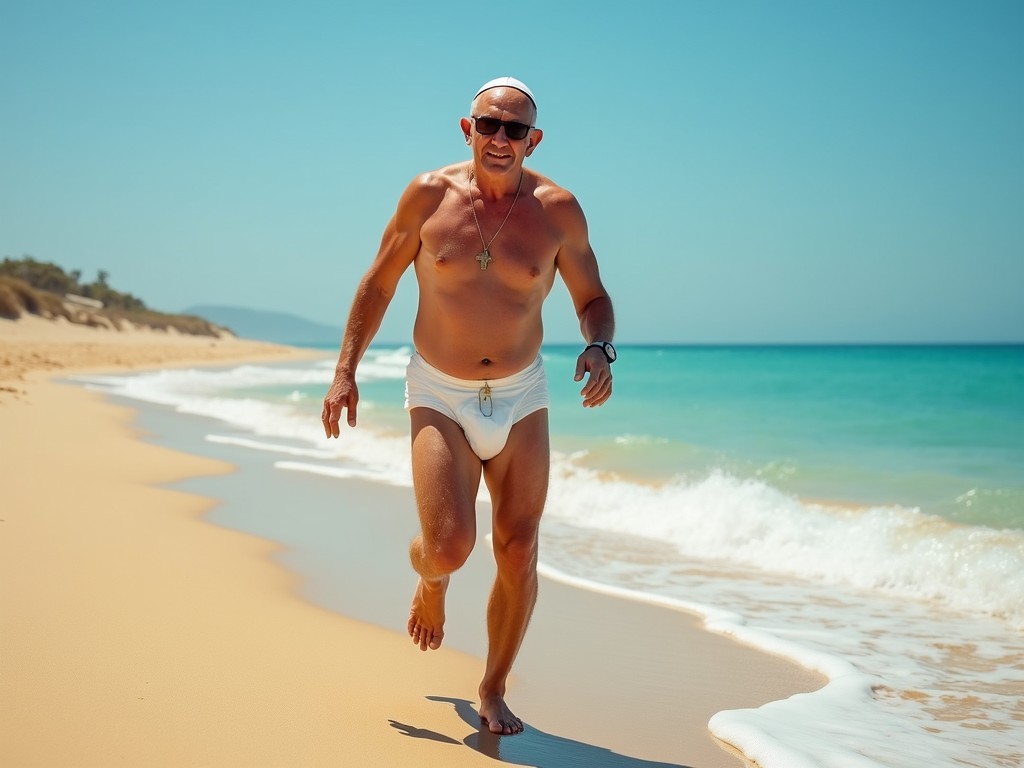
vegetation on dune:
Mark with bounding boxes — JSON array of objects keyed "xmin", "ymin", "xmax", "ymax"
[
  {"xmin": 0, "ymin": 256, "xmax": 230, "ymax": 337},
  {"xmin": 0, "ymin": 275, "xmax": 69, "ymax": 321}
]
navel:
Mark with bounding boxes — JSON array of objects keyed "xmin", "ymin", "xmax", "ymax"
[{"xmin": 481, "ymin": 358, "xmax": 491, "ymax": 366}]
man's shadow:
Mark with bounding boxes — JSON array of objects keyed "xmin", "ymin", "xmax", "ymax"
[{"xmin": 388, "ymin": 695, "xmax": 693, "ymax": 768}]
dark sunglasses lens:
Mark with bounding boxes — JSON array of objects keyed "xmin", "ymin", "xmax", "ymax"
[
  {"xmin": 505, "ymin": 122, "xmax": 530, "ymax": 140},
  {"xmin": 474, "ymin": 117, "xmax": 530, "ymax": 140},
  {"xmin": 475, "ymin": 117, "xmax": 501, "ymax": 135}
]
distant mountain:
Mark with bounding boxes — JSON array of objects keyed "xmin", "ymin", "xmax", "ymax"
[{"xmin": 184, "ymin": 305, "xmax": 340, "ymax": 346}]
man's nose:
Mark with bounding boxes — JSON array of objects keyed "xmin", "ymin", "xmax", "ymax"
[{"xmin": 490, "ymin": 127, "xmax": 510, "ymax": 145}]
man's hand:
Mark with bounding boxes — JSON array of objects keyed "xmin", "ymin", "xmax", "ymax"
[
  {"xmin": 574, "ymin": 346, "xmax": 613, "ymax": 408},
  {"xmin": 322, "ymin": 372, "xmax": 359, "ymax": 437}
]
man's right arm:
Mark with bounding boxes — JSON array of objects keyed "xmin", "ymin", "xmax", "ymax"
[
  {"xmin": 550, "ymin": 189, "xmax": 615, "ymax": 409},
  {"xmin": 322, "ymin": 174, "xmax": 439, "ymax": 438}
]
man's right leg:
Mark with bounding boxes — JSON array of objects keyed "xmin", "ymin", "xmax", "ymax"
[{"xmin": 407, "ymin": 407, "xmax": 482, "ymax": 651}]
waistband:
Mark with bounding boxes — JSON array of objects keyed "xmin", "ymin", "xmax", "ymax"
[{"xmin": 410, "ymin": 352, "xmax": 544, "ymax": 390}]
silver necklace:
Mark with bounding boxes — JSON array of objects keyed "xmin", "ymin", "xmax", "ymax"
[{"xmin": 468, "ymin": 171, "xmax": 523, "ymax": 270}]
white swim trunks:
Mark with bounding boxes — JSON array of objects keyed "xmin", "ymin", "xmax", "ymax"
[{"xmin": 404, "ymin": 352, "xmax": 549, "ymax": 460}]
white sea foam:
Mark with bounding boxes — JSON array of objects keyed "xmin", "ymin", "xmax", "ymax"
[
  {"xmin": 75, "ymin": 347, "xmax": 407, "ymax": 406},
  {"xmin": 351, "ymin": 346, "xmax": 412, "ymax": 381},
  {"xmin": 536, "ymin": 562, "xmax": 859, "ymax": 681},
  {"xmin": 205, "ymin": 435, "xmax": 337, "ymax": 459},
  {"xmin": 73, "ymin": 362, "xmax": 414, "ymax": 484},
  {"xmin": 274, "ymin": 459, "xmax": 410, "ymax": 487},
  {"xmin": 613, "ymin": 433, "xmax": 669, "ymax": 446}
]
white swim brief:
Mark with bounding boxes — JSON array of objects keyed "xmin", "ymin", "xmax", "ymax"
[{"xmin": 404, "ymin": 352, "xmax": 549, "ymax": 460}]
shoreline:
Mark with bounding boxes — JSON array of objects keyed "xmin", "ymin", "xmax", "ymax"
[{"xmin": 1, "ymin": 317, "xmax": 824, "ymax": 767}]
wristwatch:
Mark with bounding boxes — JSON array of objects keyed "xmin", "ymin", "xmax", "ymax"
[{"xmin": 586, "ymin": 341, "xmax": 617, "ymax": 364}]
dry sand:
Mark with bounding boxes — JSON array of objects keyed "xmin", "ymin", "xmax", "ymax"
[{"xmin": 0, "ymin": 316, "xmax": 823, "ymax": 767}]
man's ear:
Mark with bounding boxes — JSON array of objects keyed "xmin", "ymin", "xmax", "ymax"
[
  {"xmin": 524, "ymin": 128, "xmax": 543, "ymax": 157},
  {"xmin": 460, "ymin": 117, "xmax": 473, "ymax": 145}
]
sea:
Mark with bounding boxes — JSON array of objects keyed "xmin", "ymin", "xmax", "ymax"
[{"xmin": 75, "ymin": 343, "xmax": 1023, "ymax": 768}]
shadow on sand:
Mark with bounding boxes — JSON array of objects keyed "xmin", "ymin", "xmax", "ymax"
[{"xmin": 388, "ymin": 696, "xmax": 693, "ymax": 768}]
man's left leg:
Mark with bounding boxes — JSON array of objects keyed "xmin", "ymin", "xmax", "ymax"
[{"xmin": 478, "ymin": 409, "xmax": 550, "ymax": 735}]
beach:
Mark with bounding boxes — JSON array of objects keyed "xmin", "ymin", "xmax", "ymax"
[{"xmin": 0, "ymin": 317, "xmax": 825, "ymax": 768}]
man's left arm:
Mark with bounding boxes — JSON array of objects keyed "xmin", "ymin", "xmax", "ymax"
[{"xmin": 554, "ymin": 194, "xmax": 615, "ymax": 408}]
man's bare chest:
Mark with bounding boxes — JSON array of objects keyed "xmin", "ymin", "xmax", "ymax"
[{"xmin": 419, "ymin": 195, "xmax": 558, "ymax": 280}]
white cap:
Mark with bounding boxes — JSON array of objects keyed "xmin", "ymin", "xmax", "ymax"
[{"xmin": 474, "ymin": 76, "xmax": 537, "ymax": 109}]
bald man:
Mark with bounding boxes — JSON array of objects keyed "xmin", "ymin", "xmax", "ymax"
[{"xmin": 323, "ymin": 76, "xmax": 616, "ymax": 735}]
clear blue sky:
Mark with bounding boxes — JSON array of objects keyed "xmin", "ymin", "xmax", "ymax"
[{"xmin": 2, "ymin": 0, "xmax": 1022, "ymax": 343}]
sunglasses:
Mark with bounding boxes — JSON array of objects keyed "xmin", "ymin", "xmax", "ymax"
[{"xmin": 472, "ymin": 116, "xmax": 533, "ymax": 141}]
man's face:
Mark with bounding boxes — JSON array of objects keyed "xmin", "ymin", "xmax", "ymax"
[{"xmin": 462, "ymin": 88, "xmax": 540, "ymax": 174}]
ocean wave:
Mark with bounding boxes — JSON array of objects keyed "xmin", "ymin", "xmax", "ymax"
[
  {"xmin": 355, "ymin": 347, "xmax": 412, "ymax": 381},
  {"xmin": 75, "ymin": 353, "xmax": 410, "ymax": 403},
  {"xmin": 73, "ymin": 365, "xmax": 409, "ymax": 464},
  {"xmin": 546, "ymin": 459, "xmax": 1024, "ymax": 628}
]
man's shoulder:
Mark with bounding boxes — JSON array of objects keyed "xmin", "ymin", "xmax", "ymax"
[
  {"xmin": 527, "ymin": 170, "xmax": 583, "ymax": 219},
  {"xmin": 397, "ymin": 163, "xmax": 467, "ymax": 213},
  {"xmin": 526, "ymin": 170, "xmax": 578, "ymax": 205},
  {"xmin": 407, "ymin": 162, "xmax": 469, "ymax": 193}
]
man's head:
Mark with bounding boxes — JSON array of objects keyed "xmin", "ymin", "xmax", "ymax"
[
  {"xmin": 473, "ymin": 76, "xmax": 537, "ymax": 116},
  {"xmin": 462, "ymin": 76, "xmax": 543, "ymax": 172}
]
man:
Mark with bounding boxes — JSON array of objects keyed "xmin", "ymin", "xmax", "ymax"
[{"xmin": 322, "ymin": 76, "xmax": 615, "ymax": 735}]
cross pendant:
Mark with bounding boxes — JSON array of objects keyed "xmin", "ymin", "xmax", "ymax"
[{"xmin": 476, "ymin": 250, "xmax": 492, "ymax": 270}]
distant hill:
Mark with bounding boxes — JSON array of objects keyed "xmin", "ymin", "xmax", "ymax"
[{"xmin": 184, "ymin": 305, "xmax": 340, "ymax": 346}]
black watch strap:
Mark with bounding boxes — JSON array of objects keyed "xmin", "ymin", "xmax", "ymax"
[{"xmin": 586, "ymin": 341, "xmax": 617, "ymax": 363}]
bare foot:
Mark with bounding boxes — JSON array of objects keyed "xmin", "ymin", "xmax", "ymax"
[
  {"xmin": 407, "ymin": 576, "xmax": 448, "ymax": 651},
  {"xmin": 479, "ymin": 693, "xmax": 524, "ymax": 735}
]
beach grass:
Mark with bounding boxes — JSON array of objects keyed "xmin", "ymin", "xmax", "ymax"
[{"xmin": 0, "ymin": 271, "xmax": 225, "ymax": 336}]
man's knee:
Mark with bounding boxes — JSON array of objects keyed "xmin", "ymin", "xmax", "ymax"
[
  {"xmin": 422, "ymin": 526, "xmax": 476, "ymax": 573},
  {"xmin": 493, "ymin": 527, "xmax": 539, "ymax": 577}
]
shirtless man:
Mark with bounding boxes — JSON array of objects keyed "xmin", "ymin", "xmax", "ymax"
[{"xmin": 322, "ymin": 77, "xmax": 615, "ymax": 735}]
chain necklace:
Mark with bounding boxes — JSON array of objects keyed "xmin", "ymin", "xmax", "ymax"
[{"xmin": 468, "ymin": 170, "xmax": 524, "ymax": 270}]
